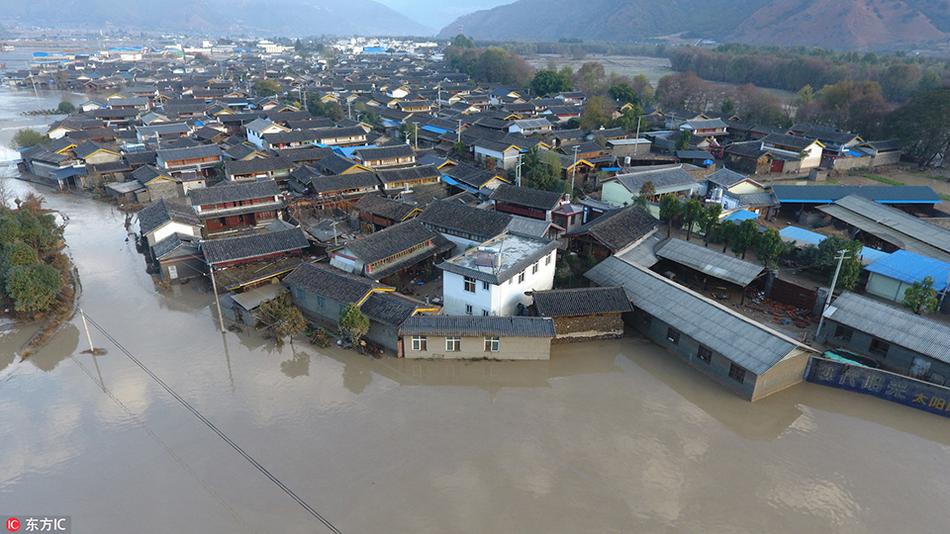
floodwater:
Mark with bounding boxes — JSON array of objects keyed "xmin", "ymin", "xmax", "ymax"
[{"xmin": 2, "ymin": 92, "xmax": 950, "ymax": 534}]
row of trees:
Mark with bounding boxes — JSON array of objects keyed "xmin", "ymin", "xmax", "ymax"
[
  {"xmin": 445, "ymin": 45, "xmax": 533, "ymax": 87},
  {"xmin": 257, "ymin": 295, "xmax": 371, "ymax": 348}
]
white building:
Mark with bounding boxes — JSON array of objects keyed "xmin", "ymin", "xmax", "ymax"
[
  {"xmin": 439, "ymin": 232, "xmax": 558, "ymax": 317},
  {"xmin": 245, "ymin": 117, "xmax": 287, "ymax": 149}
]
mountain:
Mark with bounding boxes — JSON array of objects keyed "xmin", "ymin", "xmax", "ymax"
[
  {"xmin": 378, "ymin": 0, "xmax": 509, "ymax": 30},
  {"xmin": 2, "ymin": 0, "xmax": 431, "ymax": 37},
  {"xmin": 439, "ymin": 0, "xmax": 950, "ymax": 50}
]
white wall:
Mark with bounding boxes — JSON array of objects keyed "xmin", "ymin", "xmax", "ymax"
[
  {"xmin": 148, "ymin": 221, "xmax": 200, "ymax": 246},
  {"xmin": 442, "ymin": 250, "xmax": 556, "ymax": 316}
]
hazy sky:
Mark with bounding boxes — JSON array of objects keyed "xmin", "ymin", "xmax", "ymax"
[{"xmin": 377, "ymin": 0, "xmax": 511, "ymax": 31}]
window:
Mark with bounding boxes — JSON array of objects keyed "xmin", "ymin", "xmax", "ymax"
[
  {"xmin": 697, "ymin": 345, "xmax": 712, "ymax": 363},
  {"xmin": 482, "ymin": 310, "xmax": 490, "ymax": 316},
  {"xmin": 728, "ymin": 363, "xmax": 746, "ymax": 383},
  {"xmin": 545, "ymin": 253, "xmax": 552, "ymax": 266},
  {"xmin": 411, "ymin": 336, "xmax": 427, "ymax": 351},
  {"xmin": 445, "ymin": 337, "xmax": 460, "ymax": 352},
  {"xmin": 666, "ymin": 327, "xmax": 680, "ymax": 344},
  {"xmin": 532, "ymin": 262, "xmax": 539, "ymax": 274},
  {"xmin": 465, "ymin": 304, "xmax": 473, "ymax": 315},
  {"xmin": 518, "ymin": 272, "xmax": 525, "ymax": 283},
  {"xmin": 464, "ymin": 276, "xmax": 476, "ymax": 293},
  {"xmin": 482, "ymin": 281, "xmax": 490, "ymax": 291},
  {"xmin": 834, "ymin": 325, "xmax": 853, "ymax": 342},
  {"xmin": 484, "ymin": 337, "xmax": 500, "ymax": 352},
  {"xmin": 870, "ymin": 338, "xmax": 890, "ymax": 356}
]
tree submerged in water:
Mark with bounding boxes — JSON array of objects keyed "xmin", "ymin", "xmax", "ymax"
[
  {"xmin": 257, "ymin": 292, "xmax": 306, "ymax": 345},
  {"xmin": 10, "ymin": 128, "xmax": 47, "ymax": 149}
]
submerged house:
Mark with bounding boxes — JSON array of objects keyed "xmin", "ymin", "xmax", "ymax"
[
  {"xmin": 189, "ymin": 180, "xmax": 284, "ymax": 236},
  {"xmin": 586, "ymin": 256, "xmax": 816, "ymax": 401},
  {"xmin": 398, "ymin": 315, "xmax": 556, "ymax": 360},
  {"xmin": 528, "ymin": 286, "xmax": 631, "ymax": 341},
  {"xmin": 329, "ymin": 220, "xmax": 454, "ymax": 286}
]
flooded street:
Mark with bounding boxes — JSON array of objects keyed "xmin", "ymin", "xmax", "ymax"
[{"xmin": 1, "ymin": 91, "xmax": 950, "ymax": 533}]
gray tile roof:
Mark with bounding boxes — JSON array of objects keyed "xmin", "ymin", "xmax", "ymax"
[
  {"xmin": 614, "ymin": 165, "xmax": 698, "ymax": 195},
  {"xmin": 418, "ymin": 200, "xmax": 512, "ymax": 242},
  {"xmin": 491, "ymin": 184, "xmax": 563, "ymax": 210},
  {"xmin": 137, "ymin": 198, "xmax": 199, "ymax": 235},
  {"xmin": 360, "ymin": 293, "xmax": 427, "ymax": 327},
  {"xmin": 706, "ymin": 167, "xmax": 750, "ymax": 189},
  {"xmin": 585, "ymin": 257, "xmax": 812, "ymax": 374},
  {"xmin": 157, "ymin": 144, "xmax": 221, "ymax": 162},
  {"xmin": 202, "ymin": 227, "xmax": 309, "ymax": 265},
  {"xmin": 569, "ymin": 205, "xmax": 657, "ymax": 253},
  {"xmin": 437, "ymin": 232, "xmax": 557, "ymax": 285},
  {"xmin": 655, "ymin": 238, "xmax": 765, "ymax": 287},
  {"xmin": 284, "ymin": 262, "xmax": 384, "ymax": 303},
  {"xmin": 399, "ymin": 315, "xmax": 555, "ymax": 338},
  {"xmin": 824, "ymin": 292, "xmax": 950, "ymax": 364},
  {"xmin": 343, "ymin": 220, "xmax": 451, "ymax": 266},
  {"xmin": 771, "ymin": 185, "xmax": 940, "ymax": 204},
  {"xmin": 188, "ymin": 180, "xmax": 280, "ymax": 206},
  {"xmin": 355, "ymin": 194, "xmax": 418, "ymax": 222},
  {"xmin": 375, "ymin": 164, "xmax": 440, "ymax": 184},
  {"xmin": 530, "ymin": 287, "xmax": 631, "ymax": 317}
]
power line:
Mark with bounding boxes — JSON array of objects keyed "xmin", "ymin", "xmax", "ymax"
[{"xmin": 81, "ymin": 313, "xmax": 342, "ymax": 534}]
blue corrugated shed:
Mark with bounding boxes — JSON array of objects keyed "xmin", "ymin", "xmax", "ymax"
[
  {"xmin": 865, "ymin": 250, "xmax": 949, "ymax": 291},
  {"xmin": 771, "ymin": 185, "xmax": 940, "ymax": 205},
  {"xmin": 778, "ymin": 226, "xmax": 890, "ymax": 264},
  {"xmin": 421, "ymin": 124, "xmax": 449, "ymax": 135},
  {"xmin": 723, "ymin": 209, "xmax": 758, "ymax": 223},
  {"xmin": 332, "ymin": 144, "xmax": 376, "ymax": 159}
]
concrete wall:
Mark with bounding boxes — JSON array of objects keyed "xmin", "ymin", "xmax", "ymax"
[
  {"xmin": 442, "ymin": 250, "xmax": 556, "ymax": 316},
  {"xmin": 289, "ymin": 286, "xmax": 347, "ymax": 328},
  {"xmin": 401, "ymin": 334, "xmax": 552, "ymax": 360},
  {"xmin": 752, "ymin": 349, "xmax": 809, "ymax": 401},
  {"xmin": 820, "ymin": 318, "xmax": 950, "ymax": 385}
]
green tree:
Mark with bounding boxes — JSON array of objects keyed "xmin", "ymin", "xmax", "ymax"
[
  {"xmin": 451, "ymin": 34, "xmax": 475, "ymax": 49},
  {"xmin": 339, "ymin": 303, "xmax": 370, "ymax": 345},
  {"xmin": 11, "ymin": 128, "xmax": 47, "ymax": 149},
  {"xmin": 257, "ymin": 293, "xmax": 306, "ymax": 345},
  {"xmin": 903, "ymin": 276, "xmax": 940, "ymax": 315},
  {"xmin": 520, "ymin": 147, "xmax": 564, "ymax": 192},
  {"xmin": 609, "ymin": 106, "xmax": 644, "ymax": 131},
  {"xmin": 796, "ymin": 84, "xmax": 815, "ymax": 107},
  {"xmin": 891, "ymin": 87, "xmax": 950, "ymax": 168},
  {"xmin": 681, "ymin": 199, "xmax": 703, "ymax": 241},
  {"xmin": 573, "ymin": 62, "xmax": 606, "ymax": 94},
  {"xmin": 5, "ymin": 263, "xmax": 62, "ymax": 314},
  {"xmin": 579, "ymin": 95, "xmax": 612, "ymax": 130},
  {"xmin": 731, "ymin": 219, "xmax": 758, "ymax": 259},
  {"xmin": 720, "ymin": 98, "xmax": 736, "ymax": 116},
  {"xmin": 816, "ymin": 237, "xmax": 863, "ymax": 290},
  {"xmin": 253, "ymin": 79, "xmax": 282, "ymax": 97},
  {"xmin": 56, "ymin": 101, "xmax": 75, "ymax": 114},
  {"xmin": 754, "ymin": 228, "xmax": 786, "ymax": 269},
  {"xmin": 608, "ymin": 83, "xmax": 639, "ymax": 105},
  {"xmin": 659, "ymin": 195, "xmax": 682, "ymax": 238},
  {"xmin": 639, "ymin": 181, "xmax": 656, "ymax": 198},
  {"xmin": 698, "ymin": 203, "xmax": 722, "ymax": 246},
  {"xmin": 530, "ymin": 69, "xmax": 571, "ymax": 97},
  {"xmin": 676, "ymin": 130, "xmax": 692, "ymax": 150}
]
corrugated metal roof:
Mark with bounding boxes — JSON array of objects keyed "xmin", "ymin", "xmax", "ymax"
[
  {"xmin": 865, "ymin": 250, "xmax": 949, "ymax": 291},
  {"xmin": 585, "ymin": 257, "xmax": 812, "ymax": 374},
  {"xmin": 655, "ymin": 238, "xmax": 764, "ymax": 287},
  {"xmin": 824, "ymin": 292, "xmax": 950, "ymax": 363}
]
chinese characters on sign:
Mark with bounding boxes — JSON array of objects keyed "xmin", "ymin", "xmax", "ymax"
[
  {"xmin": 808, "ymin": 358, "xmax": 950, "ymax": 418},
  {"xmin": 3, "ymin": 517, "xmax": 70, "ymax": 533}
]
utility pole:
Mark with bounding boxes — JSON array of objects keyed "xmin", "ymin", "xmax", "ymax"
[
  {"xmin": 815, "ymin": 249, "xmax": 849, "ymax": 339},
  {"xmin": 347, "ymin": 99, "xmax": 352, "ymax": 120},
  {"xmin": 209, "ymin": 264, "xmax": 227, "ymax": 333},
  {"xmin": 569, "ymin": 145, "xmax": 580, "ymax": 201},
  {"xmin": 80, "ymin": 308, "xmax": 97, "ymax": 354},
  {"xmin": 414, "ymin": 123, "xmax": 419, "ymax": 150},
  {"xmin": 634, "ymin": 115, "xmax": 642, "ymax": 157},
  {"xmin": 457, "ymin": 119, "xmax": 462, "ymax": 144},
  {"xmin": 515, "ymin": 153, "xmax": 523, "ymax": 187}
]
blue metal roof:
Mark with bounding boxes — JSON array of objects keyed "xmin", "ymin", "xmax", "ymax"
[
  {"xmin": 723, "ymin": 209, "xmax": 758, "ymax": 223},
  {"xmin": 865, "ymin": 250, "xmax": 949, "ymax": 290},
  {"xmin": 771, "ymin": 185, "xmax": 940, "ymax": 204},
  {"xmin": 778, "ymin": 226, "xmax": 890, "ymax": 264},
  {"xmin": 332, "ymin": 144, "xmax": 376, "ymax": 159},
  {"xmin": 421, "ymin": 124, "xmax": 449, "ymax": 135}
]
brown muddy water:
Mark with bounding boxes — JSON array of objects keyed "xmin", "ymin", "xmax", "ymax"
[{"xmin": 2, "ymin": 92, "xmax": 950, "ymax": 533}]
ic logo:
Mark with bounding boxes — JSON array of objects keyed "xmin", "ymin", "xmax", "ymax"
[{"xmin": 5, "ymin": 518, "xmax": 19, "ymax": 533}]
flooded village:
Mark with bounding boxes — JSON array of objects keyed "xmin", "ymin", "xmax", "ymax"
[{"xmin": 1, "ymin": 33, "xmax": 950, "ymax": 534}]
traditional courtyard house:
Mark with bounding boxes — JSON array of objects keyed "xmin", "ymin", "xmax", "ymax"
[
  {"xmin": 787, "ymin": 123, "xmax": 862, "ymax": 158},
  {"xmin": 73, "ymin": 141, "xmax": 121, "ymax": 165},
  {"xmin": 19, "ymin": 139, "xmax": 79, "ymax": 183},
  {"xmin": 132, "ymin": 165, "xmax": 180, "ymax": 201},
  {"xmin": 819, "ymin": 292, "xmax": 950, "ymax": 385},
  {"xmin": 244, "ymin": 117, "xmax": 288, "ymax": 149},
  {"xmin": 156, "ymin": 145, "xmax": 223, "ymax": 177},
  {"xmin": 680, "ymin": 117, "xmax": 729, "ymax": 138},
  {"xmin": 224, "ymin": 156, "xmax": 295, "ymax": 185},
  {"xmin": 360, "ymin": 292, "xmax": 440, "ymax": 354},
  {"xmin": 316, "ymin": 153, "xmax": 372, "ymax": 176},
  {"xmin": 816, "ymin": 194, "xmax": 950, "ymax": 262},
  {"xmin": 854, "ymin": 139, "xmax": 903, "ymax": 167},
  {"xmin": 151, "ymin": 234, "xmax": 204, "ymax": 284},
  {"xmin": 107, "ymin": 96, "xmax": 150, "ymax": 111},
  {"xmin": 306, "ymin": 171, "xmax": 381, "ymax": 207},
  {"xmin": 284, "ymin": 262, "xmax": 392, "ymax": 327},
  {"xmin": 527, "ymin": 286, "xmax": 631, "ymax": 341},
  {"xmin": 355, "ymin": 194, "xmax": 421, "ymax": 231},
  {"xmin": 863, "ymin": 250, "xmax": 950, "ymax": 312},
  {"xmin": 352, "ymin": 144, "xmax": 416, "ymax": 169},
  {"xmin": 330, "ymin": 220, "xmax": 454, "ymax": 286},
  {"xmin": 601, "ymin": 165, "xmax": 699, "ymax": 207},
  {"xmin": 417, "ymin": 200, "xmax": 513, "ymax": 253},
  {"xmin": 491, "ymin": 184, "xmax": 565, "ymax": 222},
  {"xmin": 508, "ymin": 118, "xmax": 552, "ymax": 136},
  {"xmin": 398, "ymin": 315, "xmax": 555, "ymax": 360},
  {"xmin": 136, "ymin": 198, "xmax": 202, "ymax": 249},
  {"xmin": 261, "ymin": 130, "xmax": 325, "ymax": 150},
  {"xmin": 375, "ymin": 165, "xmax": 441, "ymax": 193},
  {"xmin": 202, "ymin": 227, "xmax": 310, "ymax": 270},
  {"xmin": 441, "ymin": 164, "xmax": 509, "ymax": 196},
  {"xmin": 136, "ymin": 122, "xmax": 194, "ymax": 143},
  {"xmin": 188, "ymin": 180, "xmax": 284, "ymax": 236},
  {"xmin": 567, "ymin": 204, "xmax": 658, "ymax": 259},
  {"xmin": 309, "ymin": 126, "xmax": 369, "ymax": 147},
  {"xmin": 90, "ymin": 108, "xmax": 139, "ymax": 128},
  {"xmin": 473, "ymin": 138, "xmax": 523, "ymax": 171},
  {"xmin": 438, "ymin": 232, "xmax": 558, "ymax": 317},
  {"xmin": 586, "ymin": 257, "xmax": 816, "ymax": 401},
  {"xmin": 397, "ymin": 100, "xmax": 433, "ymax": 113}
]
